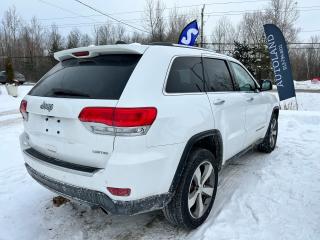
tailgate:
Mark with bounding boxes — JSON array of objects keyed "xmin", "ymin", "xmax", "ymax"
[
  {"xmin": 24, "ymin": 96, "xmax": 117, "ymax": 168},
  {"xmin": 22, "ymin": 53, "xmax": 142, "ymax": 169}
]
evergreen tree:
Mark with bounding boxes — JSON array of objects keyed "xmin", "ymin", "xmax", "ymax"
[
  {"xmin": 232, "ymin": 41, "xmax": 257, "ymax": 75},
  {"xmin": 255, "ymin": 43, "xmax": 272, "ymax": 82},
  {"xmin": 232, "ymin": 41, "xmax": 271, "ymax": 81}
]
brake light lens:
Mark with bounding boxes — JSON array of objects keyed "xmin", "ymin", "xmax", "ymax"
[
  {"xmin": 79, "ymin": 107, "xmax": 114, "ymax": 126},
  {"xmin": 20, "ymin": 100, "xmax": 28, "ymax": 121},
  {"xmin": 107, "ymin": 187, "xmax": 131, "ymax": 197},
  {"xmin": 78, "ymin": 107, "xmax": 157, "ymax": 136},
  {"xmin": 114, "ymin": 108, "xmax": 157, "ymax": 127},
  {"xmin": 72, "ymin": 51, "xmax": 89, "ymax": 57}
]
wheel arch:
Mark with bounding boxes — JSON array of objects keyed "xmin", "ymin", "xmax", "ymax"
[{"xmin": 169, "ymin": 130, "xmax": 223, "ymax": 193}]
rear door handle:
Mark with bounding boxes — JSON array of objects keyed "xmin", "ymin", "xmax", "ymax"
[
  {"xmin": 246, "ymin": 97, "xmax": 254, "ymax": 102},
  {"xmin": 213, "ymin": 99, "xmax": 225, "ymax": 105}
]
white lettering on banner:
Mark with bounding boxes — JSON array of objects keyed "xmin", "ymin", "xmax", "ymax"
[
  {"xmin": 181, "ymin": 28, "xmax": 199, "ymax": 45},
  {"xmin": 279, "ymin": 45, "xmax": 288, "ymax": 71},
  {"xmin": 267, "ymin": 34, "xmax": 284, "ymax": 87}
]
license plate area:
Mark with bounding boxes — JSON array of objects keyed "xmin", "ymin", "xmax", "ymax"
[{"xmin": 43, "ymin": 116, "xmax": 64, "ymax": 137}]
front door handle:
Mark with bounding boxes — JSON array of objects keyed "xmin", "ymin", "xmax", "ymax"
[
  {"xmin": 213, "ymin": 99, "xmax": 225, "ymax": 105},
  {"xmin": 246, "ymin": 97, "xmax": 254, "ymax": 102}
]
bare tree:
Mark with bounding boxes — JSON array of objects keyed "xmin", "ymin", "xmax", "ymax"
[
  {"xmin": 129, "ymin": 31, "xmax": 148, "ymax": 43},
  {"xmin": 66, "ymin": 28, "xmax": 81, "ymax": 49},
  {"xmin": 165, "ymin": 7, "xmax": 198, "ymax": 43},
  {"xmin": 211, "ymin": 17, "xmax": 236, "ymax": 53},
  {"xmin": 93, "ymin": 22, "xmax": 116, "ymax": 45},
  {"xmin": 80, "ymin": 33, "xmax": 92, "ymax": 47},
  {"xmin": 237, "ymin": 11, "xmax": 266, "ymax": 44},
  {"xmin": 20, "ymin": 17, "xmax": 45, "ymax": 57},
  {"xmin": 114, "ymin": 24, "xmax": 126, "ymax": 41},
  {"xmin": 144, "ymin": 0, "xmax": 166, "ymax": 42},
  {"xmin": 236, "ymin": 0, "xmax": 299, "ymax": 45},
  {"xmin": 1, "ymin": 6, "xmax": 21, "ymax": 58},
  {"xmin": 19, "ymin": 17, "xmax": 46, "ymax": 81},
  {"xmin": 264, "ymin": 0, "xmax": 299, "ymax": 42},
  {"xmin": 0, "ymin": 2, "xmax": 317, "ymax": 82}
]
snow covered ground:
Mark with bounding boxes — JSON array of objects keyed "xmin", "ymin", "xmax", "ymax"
[
  {"xmin": 274, "ymin": 80, "xmax": 320, "ymax": 91},
  {"xmin": 294, "ymin": 80, "xmax": 320, "ymax": 90},
  {"xmin": 0, "ymin": 85, "xmax": 33, "ymax": 112},
  {"xmin": 1, "ymin": 86, "xmax": 320, "ymax": 240}
]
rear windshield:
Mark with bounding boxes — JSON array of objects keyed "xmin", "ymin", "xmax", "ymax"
[{"xmin": 29, "ymin": 54, "xmax": 141, "ymax": 99}]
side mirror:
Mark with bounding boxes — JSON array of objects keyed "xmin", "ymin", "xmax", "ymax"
[{"xmin": 260, "ymin": 79, "xmax": 272, "ymax": 91}]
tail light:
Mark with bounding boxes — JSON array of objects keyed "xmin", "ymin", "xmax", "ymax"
[
  {"xmin": 20, "ymin": 100, "xmax": 28, "ymax": 121},
  {"xmin": 78, "ymin": 107, "xmax": 157, "ymax": 136}
]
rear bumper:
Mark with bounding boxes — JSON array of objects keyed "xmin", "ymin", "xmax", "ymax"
[
  {"xmin": 25, "ymin": 163, "xmax": 171, "ymax": 215},
  {"xmin": 20, "ymin": 131, "xmax": 185, "ymax": 201}
]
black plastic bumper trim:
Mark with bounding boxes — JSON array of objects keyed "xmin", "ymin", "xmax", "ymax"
[
  {"xmin": 24, "ymin": 148, "xmax": 100, "ymax": 173},
  {"xmin": 25, "ymin": 163, "xmax": 172, "ymax": 215}
]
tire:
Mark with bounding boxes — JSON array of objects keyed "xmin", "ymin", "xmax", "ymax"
[
  {"xmin": 163, "ymin": 148, "xmax": 218, "ymax": 229},
  {"xmin": 258, "ymin": 113, "xmax": 278, "ymax": 153}
]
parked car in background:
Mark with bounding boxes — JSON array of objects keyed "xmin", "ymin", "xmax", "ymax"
[
  {"xmin": 0, "ymin": 71, "xmax": 6, "ymax": 84},
  {"xmin": 312, "ymin": 77, "xmax": 320, "ymax": 83},
  {"xmin": 0, "ymin": 71, "xmax": 26, "ymax": 84}
]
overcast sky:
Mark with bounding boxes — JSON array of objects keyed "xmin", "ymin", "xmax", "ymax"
[{"xmin": 1, "ymin": 0, "xmax": 320, "ymax": 42}]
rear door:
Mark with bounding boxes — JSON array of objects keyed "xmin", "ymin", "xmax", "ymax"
[
  {"xmin": 229, "ymin": 61, "xmax": 269, "ymax": 146},
  {"xmin": 24, "ymin": 54, "xmax": 141, "ymax": 168},
  {"xmin": 202, "ymin": 56, "xmax": 247, "ymax": 161}
]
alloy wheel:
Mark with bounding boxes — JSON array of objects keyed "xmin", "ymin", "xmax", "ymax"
[
  {"xmin": 188, "ymin": 161, "xmax": 215, "ymax": 219},
  {"xmin": 269, "ymin": 118, "xmax": 277, "ymax": 148}
]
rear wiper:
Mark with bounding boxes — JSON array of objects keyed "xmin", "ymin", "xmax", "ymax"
[{"xmin": 51, "ymin": 88, "xmax": 90, "ymax": 98}]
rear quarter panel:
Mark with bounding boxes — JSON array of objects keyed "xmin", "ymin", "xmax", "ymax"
[{"xmin": 117, "ymin": 47, "xmax": 214, "ymax": 147}]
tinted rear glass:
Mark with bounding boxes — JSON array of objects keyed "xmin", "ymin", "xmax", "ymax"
[
  {"xmin": 29, "ymin": 54, "xmax": 141, "ymax": 99},
  {"xmin": 203, "ymin": 58, "xmax": 234, "ymax": 91},
  {"xmin": 166, "ymin": 57, "xmax": 204, "ymax": 93}
]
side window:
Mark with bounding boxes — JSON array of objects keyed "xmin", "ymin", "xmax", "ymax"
[
  {"xmin": 203, "ymin": 58, "xmax": 234, "ymax": 92},
  {"xmin": 166, "ymin": 57, "xmax": 204, "ymax": 93},
  {"xmin": 230, "ymin": 62, "xmax": 257, "ymax": 92}
]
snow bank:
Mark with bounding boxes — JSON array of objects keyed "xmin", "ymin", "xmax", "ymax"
[
  {"xmin": 294, "ymin": 80, "xmax": 320, "ymax": 90},
  {"xmin": 273, "ymin": 80, "xmax": 320, "ymax": 91},
  {"xmin": 0, "ymin": 85, "xmax": 33, "ymax": 112},
  {"xmin": 189, "ymin": 110, "xmax": 320, "ymax": 240}
]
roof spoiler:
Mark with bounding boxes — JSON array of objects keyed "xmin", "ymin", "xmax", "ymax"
[{"xmin": 54, "ymin": 44, "xmax": 148, "ymax": 61}]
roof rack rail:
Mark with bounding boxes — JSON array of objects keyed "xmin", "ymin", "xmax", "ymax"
[
  {"xmin": 147, "ymin": 42, "xmax": 174, "ymax": 46},
  {"xmin": 147, "ymin": 42, "xmax": 216, "ymax": 53}
]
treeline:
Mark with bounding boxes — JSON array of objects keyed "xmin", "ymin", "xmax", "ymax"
[{"xmin": 0, "ymin": 0, "xmax": 319, "ymax": 82}]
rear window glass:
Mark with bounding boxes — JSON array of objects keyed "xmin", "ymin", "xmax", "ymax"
[{"xmin": 29, "ymin": 54, "xmax": 141, "ymax": 99}]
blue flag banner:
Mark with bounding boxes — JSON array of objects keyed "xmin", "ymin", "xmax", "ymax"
[
  {"xmin": 178, "ymin": 20, "xmax": 199, "ymax": 46},
  {"xmin": 263, "ymin": 24, "xmax": 296, "ymax": 101}
]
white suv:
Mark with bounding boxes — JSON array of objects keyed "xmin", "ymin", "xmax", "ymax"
[{"xmin": 19, "ymin": 43, "xmax": 279, "ymax": 229}]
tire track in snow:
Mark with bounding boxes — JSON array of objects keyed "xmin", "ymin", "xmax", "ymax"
[
  {"xmin": 0, "ymin": 110, "xmax": 19, "ymax": 117},
  {"xmin": 0, "ymin": 116, "xmax": 22, "ymax": 127}
]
